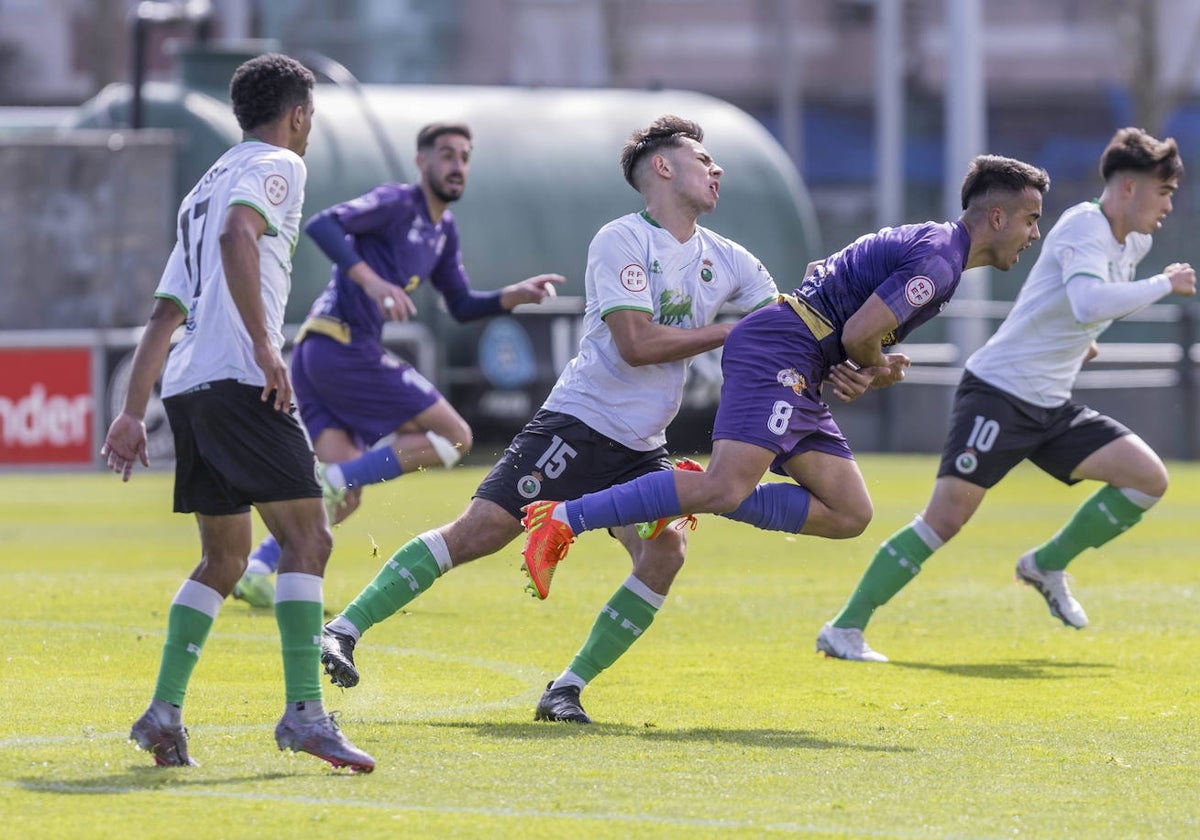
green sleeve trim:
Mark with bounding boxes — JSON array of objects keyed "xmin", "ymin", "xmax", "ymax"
[
  {"xmin": 230, "ymin": 199, "xmax": 279, "ymax": 236},
  {"xmin": 1065, "ymin": 271, "xmax": 1105, "ymax": 285},
  {"xmin": 749, "ymin": 294, "xmax": 778, "ymax": 311},
  {"xmin": 601, "ymin": 303, "xmax": 655, "ymax": 319},
  {"xmin": 154, "ymin": 292, "xmax": 188, "ymax": 315}
]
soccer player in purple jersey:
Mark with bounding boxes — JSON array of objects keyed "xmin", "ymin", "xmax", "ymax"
[
  {"xmin": 521, "ymin": 155, "xmax": 1051, "ymax": 616},
  {"xmin": 818, "ymin": 128, "xmax": 1194, "ymax": 662},
  {"xmin": 232, "ymin": 122, "xmax": 564, "ymax": 607}
]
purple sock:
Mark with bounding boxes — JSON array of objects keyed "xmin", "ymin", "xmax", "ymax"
[
  {"xmin": 340, "ymin": 446, "xmax": 403, "ymax": 489},
  {"xmin": 564, "ymin": 471, "xmax": 682, "ymax": 534},
  {"xmin": 721, "ymin": 482, "xmax": 811, "ymax": 533},
  {"xmin": 249, "ymin": 534, "xmax": 282, "ymax": 573}
]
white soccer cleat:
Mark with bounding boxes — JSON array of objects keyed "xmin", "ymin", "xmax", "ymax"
[
  {"xmin": 816, "ymin": 622, "xmax": 889, "ymax": 662},
  {"xmin": 1015, "ymin": 551, "xmax": 1088, "ymax": 629}
]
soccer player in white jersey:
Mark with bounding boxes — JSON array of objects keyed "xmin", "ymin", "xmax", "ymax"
[
  {"xmin": 318, "ymin": 115, "xmax": 778, "ymax": 722},
  {"xmin": 101, "ymin": 53, "xmax": 374, "ymax": 771},
  {"xmin": 817, "ymin": 127, "xmax": 1196, "ymax": 662}
]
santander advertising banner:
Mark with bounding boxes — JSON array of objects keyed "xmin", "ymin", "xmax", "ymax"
[{"xmin": 0, "ymin": 348, "xmax": 94, "ymax": 465}]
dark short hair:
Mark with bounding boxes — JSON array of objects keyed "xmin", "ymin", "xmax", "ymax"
[
  {"xmin": 960, "ymin": 155, "xmax": 1051, "ymax": 210},
  {"xmin": 1100, "ymin": 127, "xmax": 1184, "ymax": 181},
  {"xmin": 417, "ymin": 122, "xmax": 472, "ymax": 150},
  {"xmin": 619, "ymin": 115, "xmax": 705, "ymax": 189},
  {"xmin": 229, "ymin": 53, "xmax": 314, "ymax": 133}
]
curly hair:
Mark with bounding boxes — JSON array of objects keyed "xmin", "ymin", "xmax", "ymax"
[
  {"xmin": 229, "ymin": 53, "xmax": 315, "ymax": 133},
  {"xmin": 1100, "ymin": 127, "xmax": 1184, "ymax": 182},
  {"xmin": 619, "ymin": 115, "xmax": 705, "ymax": 189}
]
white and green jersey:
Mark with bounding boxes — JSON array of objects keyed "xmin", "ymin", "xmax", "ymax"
[
  {"xmin": 967, "ymin": 200, "xmax": 1156, "ymax": 408},
  {"xmin": 156, "ymin": 140, "xmax": 307, "ymax": 397},
  {"xmin": 543, "ymin": 211, "xmax": 777, "ymax": 450}
]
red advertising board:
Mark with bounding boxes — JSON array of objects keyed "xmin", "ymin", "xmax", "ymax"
[{"xmin": 0, "ymin": 347, "xmax": 94, "ymax": 465}]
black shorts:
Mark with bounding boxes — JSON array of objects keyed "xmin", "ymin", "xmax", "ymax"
[
  {"xmin": 474, "ymin": 409, "xmax": 672, "ymax": 519},
  {"xmin": 164, "ymin": 379, "xmax": 322, "ymax": 516},
  {"xmin": 937, "ymin": 371, "xmax": 1131, "ymax": 489}
]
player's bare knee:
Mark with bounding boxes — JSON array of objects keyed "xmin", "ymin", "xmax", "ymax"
[
  {"xmin": 830, "ymin": 506, "xmax": 872, "ymax": 539},
  {"xmin": 1139, "ymin": 463, "xmax": 1169, "ymax": 498},
  {"xmin": 703, "ymin": 479, "xmax": 759, "ymax": 514}
]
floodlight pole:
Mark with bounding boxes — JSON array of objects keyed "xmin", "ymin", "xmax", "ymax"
[
  {"xmin": 944, "ymin": 0, "xmax": 988, "ymax": 362},
  {"xmin": 875, "ymin": 0, "xmax": 903, "ymax": 229}
]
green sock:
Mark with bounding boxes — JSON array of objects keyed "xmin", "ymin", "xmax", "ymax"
[
  {"xmin": 343, "ymin": 537, "xmax": 445, "ymax": 633},
  {"xmin": 275, "ymin": 574, "xmax": 324, "ymax": 704},
  {"xmin": 833, "ymin": 521, "xmax": 937, "ymax": 629},
  {"xmin": 153, "ymin": 602, "xmax": 217, "ymax": 707},
  {"xmin": 1033, "ymin": 485, "xmax": 1146, "ymax": 571},
  {"xmin": 568, "ymin": 582, "xmax": 660, "ymax": 682}
]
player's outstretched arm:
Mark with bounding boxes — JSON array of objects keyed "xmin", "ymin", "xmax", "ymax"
[{"xmin": 500, "ymin": 274, "xmax": 566, "ymax": 309}]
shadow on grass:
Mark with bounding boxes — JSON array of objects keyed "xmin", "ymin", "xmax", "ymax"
[
  {"xmin": 426, "ymin": 721, "xmax": 913, "ymax": 753},
  {"xmin": 887, "ymin": 658, "xmax": 1112, "ymax": 680},
  {"xmin": 16, "ymin": 767, "xmax": 294, "ymax": 796}
]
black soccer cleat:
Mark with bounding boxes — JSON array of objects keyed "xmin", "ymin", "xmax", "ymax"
[
  {"xmin": 320, "ymin": 626, "xmax": 360, "ymax": 688},
  {"xmin": 534, "ymin": 681, "xmax": 592, "ymax": 723}
]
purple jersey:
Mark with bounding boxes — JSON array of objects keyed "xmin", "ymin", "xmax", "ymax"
[
  {"xmin": 305, "ymin": 183, "xmax": 470, "ymax": 341},
  {"xmin": 796, "ymin": 221, "xmax": 970, "ymax": 366}
]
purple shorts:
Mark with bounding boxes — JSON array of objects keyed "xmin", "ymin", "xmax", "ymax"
[
  {"xmin": 712, "ymin": 302, "xmax": 853, "ymax": 474},
  {"xmin": 291, "ymin": 334, "xmax": 441, "ymax": 450}
]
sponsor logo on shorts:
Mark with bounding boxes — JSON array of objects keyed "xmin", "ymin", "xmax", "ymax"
[
  {"xmin": 518, "ymin": 474, "xmax": 542, "ymax": 499},
  {"xmin": 954, "ymin": 450, "xmax": 979, "ymax": 474},
  {"xmin": 620, "ymin": 264, "xmax": 648, "ymax": 292},
  {"xmin": 904, "ymin": 275, "xmax": 935, "ymax": 307},
  {"xmin": 264, "ymin": 173, "xmax": 289, "ymax": 205},
  {"xmin": 776, "ymin": 368, "xmax": 807, "ymax": 395}
]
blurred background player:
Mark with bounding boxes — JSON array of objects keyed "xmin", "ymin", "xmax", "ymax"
[
  {"xmin": 232, "ymin": 121, "xmax": 564, "ymax": 607},
  {"xmin": 317, "ymin": 115, "xmax": 779, "ymax": 723},
  {"xmin": 817, "ymin": 127, "xmax": 1195, "ymax": 661},
  {"xmin": 102, "ymin": 53, "xmax": 374, "ymax": 771}
]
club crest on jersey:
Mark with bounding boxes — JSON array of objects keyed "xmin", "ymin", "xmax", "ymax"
[
  {"xmin": 658, "ymin": 289, "xmax": 694, "ymax": 326},
  {"xmin": 700, "ymin": 258, "xmax": 714, "ymax": 282},
  {"xmin": 264, "ymin": 174, "xmax": 289, "ymax": 205},
  {"xmin": 777, "ymin": 368, "xmax": 807, "ymax": 395},
  {"xmin": 621, "ymin": 264, "xmax": 648, "ymax": 292},
  {"xmin": 904, "ymin": 275, "xmax": 935, "ymax": 307},
  {"xmin": 518, "ymin": 473, "xmax": 542, "ymax": 499},
  {"xmin": 954, "ymin": 450, "xmax": 979, "ymax": 474}
]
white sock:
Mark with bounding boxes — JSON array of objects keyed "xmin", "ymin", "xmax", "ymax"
[
  {"xmin": 550, "ymin": 670, "xmax": 586, "ymax": 691},
  {"xmin": 288, "ymin": 699, "xmax": 326, "ymax": 723},
  {"xmin": 323, "ymin": 463, "xmax": 347, "ymax": 491},
  {"xmin": 149, "ymin": 697, "xmax": 182, "ymax": 727},
  {"xmin": 326, "ymin": 614, "xmax": 362, "ymax": 641}
]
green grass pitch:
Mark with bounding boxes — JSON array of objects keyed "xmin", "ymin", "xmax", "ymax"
[{"xmin": 1, "ymin": 455, "xmax": 1196, "ymax": 839}]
